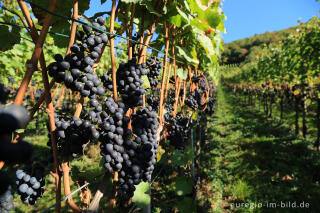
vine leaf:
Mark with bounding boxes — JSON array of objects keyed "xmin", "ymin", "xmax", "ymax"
[
  {"xmin": 176, "ymin": 197, "xmax": 196, "ymax": 213},
  {"xmin": 0, "ymin": 25, "xmax": 21, "ymax": 52},
  {"xmin": 31, "ymin": 0, "xmax": 91, "ymax": 47},
  {"xmin": 177, "ymin": 68, "xmax": 188, "ymax": 80},
  {"xmin": 141, "ymin": 75, "xmax": 150, "ymax": 89},
  {"xmin": 171, "ymin": 150, "xmax": 188, "ymax": 166},
  {"xmin": 176, "ymin": 46, "xmax": 199, "ymax": 65},
  {"xmin": 173, "ymin": 176, "xmax": 193, "ymax": 196},
  {"xmin": 156, "ymin": 145, "xmax": 165, "ymax": 162},
  {"xmin": 132, "ymin": 182, "xmax": 150, "ymax": 207}
]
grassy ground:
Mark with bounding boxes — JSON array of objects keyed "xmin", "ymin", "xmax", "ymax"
[{"xmin": 198, "ymin": 85, "xmax": 320, "ymax": 213}]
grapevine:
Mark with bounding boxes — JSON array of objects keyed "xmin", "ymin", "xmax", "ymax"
[{"xmin": 0, "ymin": 0, "xmax": 221, "ymax": 212}]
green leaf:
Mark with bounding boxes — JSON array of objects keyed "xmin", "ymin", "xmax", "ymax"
[
  {"xmin": 176, "ymin": 7, "xmax": 191, "ymax": 26},
  {"xmin": 169, "ymin": 14, "xmax": 182, "ymax": 27},
  {"xmin": 176, "ymin": 46, "xmax": 199, "ymax": 65},
  {"xmin": 177, "ymin": 68, "xmax": 188, "ymax": 80},
  {"xmin": 140, "ymin": 1, "xmax": 165, "ymax": 17},
  {"xmin": 0, "ymin": 25, "xmax": 21, "ymax": 52},
  {"xmin": 132, "ymin": 182, "xmax": 150, "ymax": 208},
  {"xmin": 194, "ymin": 28, "xmax": 215, "ymax": 56},
  {"xmin": 203, "ymin": 9, "xmax": 220, "ymax": 28},
  {"xmin": 101, "ymin": 0, "xmax": 107, "ymax": 4},
  {"xmin": 32, "ymin": 0, "xmax": 90, "ymax": 47},
  {"xmin": 171, "ymin": 150, "xmax": 188, "ymax": 166},
  {"xmin": 141, "ymin": 75, "xmax": 150, "ymax": 89},
  {"xmin": 177, "ymin": 197, "xmax": 196, "ymax": 213},
  {"xmin": 173, "ymin": 177, "xmax": 193, "ymax": 196}
]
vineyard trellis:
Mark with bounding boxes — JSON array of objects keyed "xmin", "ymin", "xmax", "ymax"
[{"xmin": 222, "ymin": 16, "xmax": 320, "ymax": 151}]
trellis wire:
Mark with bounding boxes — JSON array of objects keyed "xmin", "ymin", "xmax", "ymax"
[{"xmin": 41, "ymin": 182, "xmax": 90, "ymax": 213}]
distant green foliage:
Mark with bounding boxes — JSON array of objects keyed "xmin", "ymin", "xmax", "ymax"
[{"xmin": 220, "ymin": 25, "xmax": 296, "ymax": 64}]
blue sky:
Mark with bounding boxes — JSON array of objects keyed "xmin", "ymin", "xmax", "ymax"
[
  {"xmin": 222, "ymin": 0, "xmax": 320, "ymax": 43},
  {"xmin": 85, "ymin": 0, "xmax": 320, "ymax": 44}
]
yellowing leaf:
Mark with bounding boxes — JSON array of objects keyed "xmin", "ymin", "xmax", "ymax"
[
  {"xmin": 156, "ymin": 145, "xmax": 165, "ymax": 162},
  {"xmin": 293, "ymin": 90, "xmax": 300, "ymax": 96}
]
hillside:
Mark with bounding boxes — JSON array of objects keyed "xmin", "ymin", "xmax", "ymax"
[{"xmin": 220, "ymin": 25, "xmax": 297, "ymax": 64}]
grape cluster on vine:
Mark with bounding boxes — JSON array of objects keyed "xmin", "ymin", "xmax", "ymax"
[
  {"xmin": 16, "ymin": 164, "xmax": 46, "ymax": 205},
  {"xmin": 205, "ymin": 97, "xmax": 215, "ymax": 115},
  {"xmin": 117, "ymin": 107, "xmax": 159, "ymax": 200},
  {"xmin": 146, "ymin": 56, "xmax": 162, "ymax": 88},
  {"xmin": 168, "ymin": 113, "xmax": 191, "ymax": 151},
  {"xmin": 47, "ymin": 17, "xmax": 106, "ymax": 99},
  {"xmin": 116, "ymin": 58, "xmax": 148, "ymax": 108},
  {"xmin": 147, "ymin": 94, "xmax": 160, "ymax": 111},
  {"xmin": 99, "ymin": 97, "xmax": 128, "ymax": 173},
  {"xmin": 47, "ymin": 115, "xmax": 99, "ymax": 158}
]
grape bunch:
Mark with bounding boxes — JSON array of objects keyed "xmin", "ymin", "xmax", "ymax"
[
  {"xmin": 164, "ymin": 88, "xmax": 175, "ymax": 122},
  {"xmin": 16, "ymin": 165, "xmax": 45, "ymax": 205},
  {"xmin": 185, "ymin": 89, "xmax": 204, "ymax": 111},
  {"xmin": 99, "ymin": 97, "xmax": 128, "ymax": 173},
  {"xmin": 0, "ymin": 186, "xmax": 14, "ymax": 212},
  {"xmin": 168, "ymin": 113, "xmax": 190, "ymax": 151},
  {"xmin": 100, "ymin": 70, "xmax": 113, "ymax": 91},
  {"xmin": 205, "ymin": 97, "xmax": 215, "ymax": 115},
  {"xmin": 146, "ymin": 56, "xmax": 162, "ymax": 88},
  {"xmin": 117, "ymin": 107, "xmax": 159, "ymax": 200},
  {"xmin": 164, "ymin": 102, "xmax": 174, "ymax": 122},
  {"xmin": 116, "ymin": 58, "xmax": 148, "ymax": 107},
  {"xmin": 147, "ymin": 94, "xmax": 159, "ymax": 111},
  {"xmin": 47, "ymin": 17, "xmax": 106, "ymax": 99},
  {"xmin": 34, "ymin": 89, "xmax": 43, "ymax": 101},
  {"xmin": 47, "ymin": 115, "xmax": 99, "ymax": 158}
]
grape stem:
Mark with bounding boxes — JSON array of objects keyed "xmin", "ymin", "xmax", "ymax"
[
  {"xmin": 29, "ymin": 83, "xmax": 35, "ymax": 103},
  {"xmin": 128, "ymin": 3, "xmax": 135, "ymax": 60},
  {"xmin": 65, "ymin": 0, "xmax": 78, "ymax": 56},
  {"xmin": 138, "ymin": 23, "xmax": 156, "ymax": 64},
  {"xmin": 62, "ymin": 161, "xmax": 81, "ymax": 212},
  {"xmin": 108, "ymin": 172, "xmax": 118, "ymax": 213},
  {"xmin": 164, "ymin": 26, "xmax": 175, "ymax": 102},
  {"xmin": 159, "ymin": 21, "xmax": 170, "ymax": 125},
  {"xmin": 110, "ymin": 0, "xmax": 118, "ymax": 103}
]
